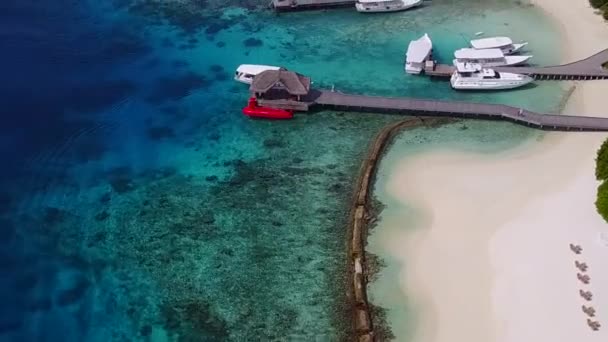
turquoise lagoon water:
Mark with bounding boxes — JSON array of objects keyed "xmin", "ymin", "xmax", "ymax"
[{"xmin": 0, "ymin": 1, "xmax": 565, "ymax": 341}]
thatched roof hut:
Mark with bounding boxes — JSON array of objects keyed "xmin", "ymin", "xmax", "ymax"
[{"xmin": 250, "ymin": 70, "xmax": 311, "ymax": 97}]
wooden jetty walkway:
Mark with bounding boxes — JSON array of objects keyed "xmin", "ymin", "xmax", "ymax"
[
  {"xmin": 271, "ymin": 0, "xmax": 355, "ymax": 11},
  {"xmin": 425, "ymin": 48, "xmax": 608, "ymax": 80},
  {"xmin": 310, "ymin": 90, "xmax": 608, "ymax": 131},
  {"xmin": 250, "ymin": 70, "xmax": 608, "ymax": 131}
]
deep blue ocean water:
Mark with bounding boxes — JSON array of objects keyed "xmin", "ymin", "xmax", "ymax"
[{"xmin": 0, "ymin": 1, "xmax": 566, "ymax": 341}]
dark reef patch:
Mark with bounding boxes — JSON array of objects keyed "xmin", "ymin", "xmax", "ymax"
[
  {"xmin": 140, "ymin": 167, "xmax": 178, "ymax": 182},
  {"xmin": 94, "ymin": 210, "xmax": 110, "ymax": 222},
  {"xmin": 125, "ymin": 0, "xmax": 240, "ymax": 35},
  {"xmin": 160, "ymin": 105, "xmax": 180, "ymax": 116},
  {"xmin": 208, "ymin": 132, "xmax": 221, "ymax": 141},
  {"xmin": 263, "ymin": 138, "xmax": 285, "ymax": 149},
  {"xmin": 0, "ymin": 193, "xmax": 13, "ymax": 215},
  {"xmin": 146, "ymin": 126, "xmax": 176, "ymax": 140},
  {"xmin": 216, "ymin": 41, "xmax": 226, "ymax": 48},
  {"xmin": 94, "ymin": 31, "xmax": 152, "ymax": 62},
  {"xmin": 205, "ymin": 21, "xmax": 230, "ymax": 35},
  {"xmin": 14, "ymin": 272, "xmax": 39, "ymax": 291},
  {"xmin": 0, "ymin": 250, "xmax": 19, "ymax": 271},
  {"xmin": 146, "ymin": 73, "xmax": 211, "ymax": 104},
  {"xmin": 0, "ymin": 319, "xmax": 22, "ymax": 335},
  {"xmin": 56, "ymin": 278, "xmax": 91, "ymax": 307},
  {"xmin": 71, "ymin": 138, "xmax": 107, "ymax": 162},
  {"xmin": 209, "ymin": 64, "xmax": 224, "ymax": 73},
  {"xmin": 161, "ymin": 300, "xmax": 229, "ymax": 340},
  {"xmin": 140, "ymin": 325, "xmax": 152, "ymax": 337},
  {"xmin": 0, "ymin": 219, "xmax": 15, "ymax": 244},
  {"xmin": 161, "ymin": 37, "xmax": 174, "ymax": 47},
  {"xmin": 65, "ymin": 79, "xmax": 137, "ymax": 113},
  {"xmin": 43, "ymin": 207, "xmax": 69, "ymax": 226},
  {"xmin": 100, "ymin": 192, "xmax": 112, "ymax": 204},
  {"xmin": 243, "ymin": 38, "xmax": 263, "ymax": 47},
  {"xmin": 172, "ymin": 60, "xmax": 189, "ymax": 68},
  {"xmin": 26, "ymin": 298, "xmax": 52, "ymax": 312},
  {"xmin": 215, "ymin": 72, "xmax": 229, "ymax": 81},
  {"xmin": 107, "ymin": 167, "xmax": 136, "ymax": 194}
]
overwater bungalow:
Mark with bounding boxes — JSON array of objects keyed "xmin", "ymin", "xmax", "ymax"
[{"xmin": 250, "ymin": 70, "xmax": 312, "ymax": 111}]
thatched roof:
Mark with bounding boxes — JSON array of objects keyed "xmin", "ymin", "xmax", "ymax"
[{"xmin": 250, "ymin": 70, "xmax": 311, "ymax": 95}]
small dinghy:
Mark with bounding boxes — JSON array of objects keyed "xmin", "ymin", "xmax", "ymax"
[{"xmin": 242, "ymin": 97, "xmax": 293, "ymax": 120}]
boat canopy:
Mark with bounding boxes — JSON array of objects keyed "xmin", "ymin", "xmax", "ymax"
[
  {"xmin": 470, "ymin": 37, "xmax": 513, "ymax": 49},
  {"xmin": 480, "ymin": 68, "xmax": 498, "ymax": 77},
  {"xmin": 455, "ymin": 62, "xmax": 482, "ymax": 73},
  {"xmin": 406, "ymin": 34, "xmax": 433, "ymax": 64},
  {"xmin": 454, "ymin": 48, "xmax": 504, "ymax": 60},
  {"xmin": 236, "ymin": 64, "xmax": 282, "ymax": 75}
]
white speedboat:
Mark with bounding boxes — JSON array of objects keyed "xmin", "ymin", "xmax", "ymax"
[
  {"xmin": 234, "ymin": 64, "xmax": 284, "ymax": 84},
  {"xmin": 470, "ymin": 36, "xmax": 528, "ymax": 55},
  {"xmin": 356, "ymin": 0, "xmax": 423, "ymax": 13},
  {"xmin": 453, "ymin": 48, "xmax": 532, "ymax": 67},
  {"xmin": 450, "ymin": 62, "xmax": 533, "ymax": 90},
  {"xmin": 405, "ymin": 33, "xmax": 432, "ymax": 74}
]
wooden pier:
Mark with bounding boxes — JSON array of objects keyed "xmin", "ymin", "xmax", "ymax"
[
  {"xmin": 424, "ymin": 48, "xmax": 608, "ymax": 80},
  {"xmin": 250, "ymin": 70, "xmax": 608, "ymax": 131},
  {"xmin": 271, "ymin": 0, "xmax": 355, "ymax": 11},
  {"xmin": 310, "ymin": 90, "xmax": 608, "ymax": 131}
]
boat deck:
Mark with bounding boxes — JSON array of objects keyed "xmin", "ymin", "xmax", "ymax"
[
  {"xmin": 423, "ymin": 48, "xmax": 608, "ymax": 80},
  {"xmin": 271, "ymin": 0, "xmax": 356, "ymax": 11}
]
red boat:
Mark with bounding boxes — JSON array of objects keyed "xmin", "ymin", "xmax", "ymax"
[{"xmin": 242, "ymin": 97, "xmax": 293, "ymax": 120}]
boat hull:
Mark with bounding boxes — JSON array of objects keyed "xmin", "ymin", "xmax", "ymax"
[
  {"xmin": 243, "ymin": 107, "xmax": 293, "ymax": 119},
  {"xmin": 505, "ymin": 43, "xmax": 528, "ymax": 55},
  {"xmin": 234, "ymin": 76, "xmax": 253, "ymax": 85},
  {"xmin": 234, "ymin": 64, "xmax": 283, "ymax": 85},
  {"xmin": 242, "ymin": 98, "xmax": 294, "ymax": 119},
  {"xmin": 504, "ymin": 55, "xmax": 532, "ymax": 66},
  {"xmin": 453, "ymin": 55, "xmax": 532, "ymax": 67},
  {"xmin": 450, "ymin": 76, "xmax": 533, "ymax": 90},
  {"xmin": 476, "ymin": 43, "xmax": 528, "ymax": 55},
  {"xmin": 356, "ymin": 0, "xmax": 422, "ymax": 13},
  {"xmin": 405, "ymin": 64, "xmax": 423, "ymax": 74}
]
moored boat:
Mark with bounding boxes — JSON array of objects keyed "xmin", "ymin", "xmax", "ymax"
[
  {"xmin": 355, "ymin": 0, "xmax": 422, "ymax": 13},
  {"xmin": 235, "ymin": 64, "xmax": 284, "ymax": 84},
  {"xmin": 454, "ymin": 48, "xmax": 532, "ymax": 67},
  {"xmin": 470, "ymin": 36, "xmax": 528, "ymax": 55},
  {"xmin": 450, "ymin": 62, "xmax": 533, "ymax": 90},
  {"xmin": 242, "ymin": 97, "xmax": 293, "ymax": 120},
  {"xmin": 405, "ymin": 33, "xmax": 433, "ymax": 74}
]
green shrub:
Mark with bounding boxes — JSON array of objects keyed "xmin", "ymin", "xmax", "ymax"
[
  {"xmin": 596, "ymin": 181, "xmax": 608, "ymax": 222},
  {"xmin": 603, "ymin": 8, "xmax": 608, "ymax": 20},
  {"xmin": 595, "ymin": 139, "xmax": 608, "ymax": 180},
  {"xmin": 590, "ymin": 0, "xmax": 608, "ymax": 9}
]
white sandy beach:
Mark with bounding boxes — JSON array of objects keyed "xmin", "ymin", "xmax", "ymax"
[{"xmin": 375, "ymin": 1, "xmax": 608, "ymax": 341}]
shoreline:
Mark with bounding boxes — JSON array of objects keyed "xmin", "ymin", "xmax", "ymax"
[
  {"xmin": 367, "ymin": 1, "xmax": 608, "ymax": 341},
  {"xmin": 346, "ymin": 117, "xmax": 456, "ymax": 341}
]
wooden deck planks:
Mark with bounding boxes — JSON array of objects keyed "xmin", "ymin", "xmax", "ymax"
[{"xmin": 311, "ymin": 90, "xmax": 608, "ymax": 131}]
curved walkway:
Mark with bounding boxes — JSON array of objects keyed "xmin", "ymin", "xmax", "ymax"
[
  {"xmin": 347, "ymin": 117, "xmax": 454, "ymax": 341},
  {"xmin": 310, "ymin": 90, "xmax": 608, "ymax": 131}
]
